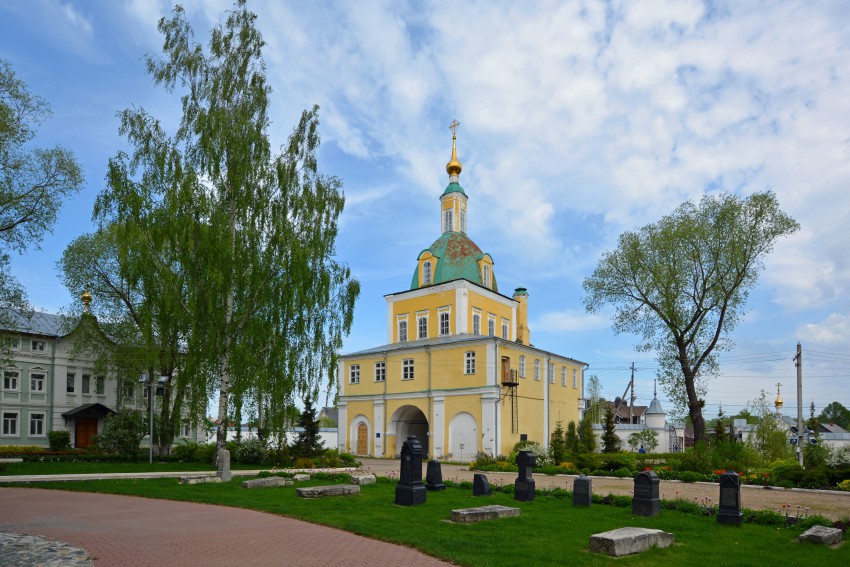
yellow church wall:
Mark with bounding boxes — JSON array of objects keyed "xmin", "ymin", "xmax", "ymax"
[
  {"xmin": 392, "ymin": 291, "xmax": 456, "ymax": 340},
  {"xmin": 467, "ymin": 290, "xmax": 514, "ymax": 338},
  {"xmin": 440, "ymin": 393, "xmax": 485, "ymax": 456}
]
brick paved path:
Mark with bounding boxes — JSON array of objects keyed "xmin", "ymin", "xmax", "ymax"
[{"xmin": 0, "ymin": 488, "xmax": 453, "ymax": 567}]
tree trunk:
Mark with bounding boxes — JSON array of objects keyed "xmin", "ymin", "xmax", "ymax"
[{"xmin": 683, "ymin": 369, "xmax": 706, "ymax": 444}]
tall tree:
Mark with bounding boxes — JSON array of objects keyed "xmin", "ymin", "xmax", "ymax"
[
  {"xmin": 578, "ymin": 415, "xmax": 597, "ymax": 454},
  {"xmin": 93, "ymin": 1, "xmax": 359, "ymax": 456},
  {"xmin": 0, "ymin": 59, "xmax": 82, "ymax": 339},
  {"xmin": 565, "ymin": 420, "xmax": 579, "ymax": 453},
  {"xmin": 601, "ymin": 405, "xmax": 621, "ymax": 453},
  {"xmin": 292, "ymin": 393, "xmax": 323, "ymax": 459},
  {"xmin": 585, "ymin": 374, "xmax": 603, "ymax": 424},
  {"xmin": 583, "ymin": 192, "xmax": 799, "ymax": 443},
  {"xmin": 818, "ymin": 401, "xmax": 850, "ymax": 430},
  {"xmin": 549, "ymin": 419, "xmax": 567, "ymax": 465}
]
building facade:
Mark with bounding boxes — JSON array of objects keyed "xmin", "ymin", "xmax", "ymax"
[
  {"xmin": 1, "ymin": 295, "xmax": 204, "ymax": 449},
  {"xmin": 337, "ymin": 128, "xmax": 587, "ymax": 459}
]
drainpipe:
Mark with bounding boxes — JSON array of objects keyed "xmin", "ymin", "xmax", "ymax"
[
  {"xmin": 49, "ymin": 334, "xmax": 58, "ymax": 437},
  {"xmin": 493, "ymin": 336, "xmax": 500, "ymax": 456},
  {"xmin": 544, "ymin": 354, "xmax": 551, "ymax": 450},
  {"xmin": 382, "ymin": 351, "xmax": 387, "ymax": 457}
]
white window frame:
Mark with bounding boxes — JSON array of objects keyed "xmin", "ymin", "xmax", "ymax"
[
  {"xmin": 573, "ymin": 369, "xmax": 578, "ymax": 389},
  {"xmin": 417, "ymin": 315, "xmax": 428, "ymax": 340},
  {"xmin": 397, "ymin": 317, "xmax": 408, "ymax": 342},
  {"xmin": 519, "ymin": 355, "xmax": 526, "ymax": 378},
  {"xmin": 349, "ymin": 364, "xmax": 360, "ymax": 384},
  {"xmin": 30, "ymin": 370, "xmax": 46, "ymax": 393},
  {"xmin": 501, "ymin": 321, "xmax": 509, "ymax": 340},
  {"xmin": 465, "ymin": 351, "xmax": 476, "ymax": 374},
  {"xmin": 180, "ymin": 421, "xmax": 192, "ymax": 438},
  {"xmin": 472, "ymin": 312, "xmax": 481, "ymax": 335},
  {"xmin": 2, "ymin": 336, "xmax": 20, "ymax": 350},
  {"xmin": 402, "ymin": 359, "xmax": 415, "ymax": 380},
  {"xmin": 439, "ymin": 310, "xmax": 450, "ymax": 336},
  {"xmin": 487, "ymin": 316, "xmax": 496, "ymax": 337},
  {"xmin": 2, "ymin": 411, "xmax": 19, "ymax": 437},
  {"xmin": 96, "ymin": 375, "xmax": 105, "ymax": 396},
  {"xmin": 548, "ymin": 363, "xmax": 554, "ymax": 384},
  {"xmin": 561, "ymin": 367, "xmax": 567, "ymax": 387},
  {"xmin": 31, "ymin": 340, "xmax": 46, "ymax": 352},
  {"xmin": 374, "ymin": 361, "xmax": 386, "ymax": 382},
  {"xmin": 422, "ymin": 261, "xmax": 432, "ymax": 285},
  {"xmin": 460, "ymin": 209, "xmax": 466, "ymax": 233},
  {"xmin": 534, "ymin": 359, "xmax": 540, "ymax": 381},
  {"xmin": 124, "ymin": 384, "xmax": 135, "ymax": 399},
  {"xmin": 482, "ymin": 264, "xmax": 491, "ymax": 288},
  {"xmin": 444, "ymin": 209, "xmax": 453, "ymax": 233},
  {"xmin": 66, "ymin": 372, "xmax": 76, "ymax": 394},
  {"xmin": 3, "ymin": 369, "xmax": 19, "ymax": 391},
  {"xmin": 29, "ymin": 412, "xmax": 45, "ymax": 437},
  {"xmin": 82, "ymin": 374, "xmax": 91, "ymax": 395}
]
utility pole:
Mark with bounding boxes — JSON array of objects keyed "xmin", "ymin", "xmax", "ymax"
[
  {"xmin": 794, "ymin": 342, "xmax": 804, "ymax": 467},
  {"xmin": 629, "ymin": 362, "xmax": 635, "ymax": 424}
]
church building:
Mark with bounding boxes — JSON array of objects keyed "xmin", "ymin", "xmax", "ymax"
[{"xmin": 336, "ymin": 125, "xmax": 587, "ymax": 459}]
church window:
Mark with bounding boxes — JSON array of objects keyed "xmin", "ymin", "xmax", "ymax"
[
  {"xmin": 402, "ymin": 359, "xmax": 415, "ymax": 380},
  {"xmin": 418, "ymin": 316, "xmax": 428, "ymax": 339},
  {"xmin": 573, "ymin": 369, "xmax": 578, "ymax": 388},
  {"xmin": 422, "ymin": 261, "xmax": 432, "ymax": 285},
  {"xmin": 96, "ymin": 376, "xmax": 105, "ymax": 395},
  {"xmin": 472, "ymin": 313, "xmax": 481, "ymax": 335},
  {"xmin": 561, "ymin": 367, "xmax": 566, "ymax": 387},
  {"xmin": 444, "ymin": 209, "xmax": 453, "ymax": 233},
  {"xmin": 398, "ymin": 320, "xmax": 408, "ymax": 342},
  {"xmin": 465, "ymin": 351, "xmax": 476, "ymax": 374},
  {"xmin": 501, "ymin": 321, "xmax": 508, "ymax": 340},
  {"xmin": 534, "ymin": 359, "xmax": 540, "ymax": 381},
  {"xmin": 460, "ymin": 210, "xmax": 466, "ymax": 233},
  {"xmin": 349, "ymin": 364, "xmax": 360, "ymax": 384},
  {"xmin": 374, "ymin": 362, "xmax": 385, "ymax": 382},
  {"xmin": 439, "ymin": 311, "xmax": 450, "ymax": 336},
  {"xmin": 82, "ymin": 374, "xmax": 91, "ymax": 394},
  {"xmin": 548, "ymin": 363, "xmax": 554, "ymax": 384},
  {"xmin": 482, "ymin": 264, "xmax": 491, "ymax": 288},
  {"xmin": 519, "ymin": 356, "xmax": 526, "ymax": 378},
  {"xmin": 487, "ymin": 317, "xmax": 495, "ymax": 336}
]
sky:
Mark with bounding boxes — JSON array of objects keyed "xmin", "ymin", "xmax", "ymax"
[{"xmin": 1, "ymin": 0, "xmax": 849, "ymax": 419}]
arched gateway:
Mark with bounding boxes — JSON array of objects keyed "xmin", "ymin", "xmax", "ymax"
[{"xmin": 388, "ymin": 405, "xmax": 429, "ymax": 456}]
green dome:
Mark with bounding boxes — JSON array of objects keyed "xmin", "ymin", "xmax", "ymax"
[
  {"xmin": 411, "ymin": 232, "xmax": 497, "ymax": 291},
  {"xmin": 442, "ymin": 182, "xmax": 466, "ymax": 196}
]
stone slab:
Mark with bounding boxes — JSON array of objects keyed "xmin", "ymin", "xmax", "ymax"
[
  {"xmin": 292, "ymin": 473, "xmax": 311, "ymax": 481},
  {"xmin": 242, "ymin": 476, "xmax": 293, "ymax": 489},
  {"xmin": 798, "ymin": 525, "xmax": 843, "ymax": 545},
  {"xmin": 296, "ymin": 484, "xmax": 360, "ymax": 498},
  {"xmin": 451, "ymin": 505, "xmax": 521, "ymax": 524},
  {"xmin": 351, "ymin": 473, "xmax": 376, "ymax": 485},
  {"xmin": 589, "ymin": 527, "xmax": 674, "ymax": 557},
  {"xmin": 179, "ymin": 475, "xmax": 220, "ymax": 485}
]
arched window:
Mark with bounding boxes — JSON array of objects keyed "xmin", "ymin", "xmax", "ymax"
[
  {"xmin": 460, "ymin": 210, "xmax": 467, "ymax": 233},
  {"xmin": 519, "ymin": 355, "xmax": 526, "ymax": 378},
  {"xmin": 482, "ymin": 264, "xmax": 491, "ymax": 288},
  {"xmin": 422, "ymin": 261, "xmax": 432, "ymax": 285},
  {"xmin": 472, "ymin": 313, "xmax": 481, "ymax": 335},
  {"xmin": 444, "ymin": 209, "xmax": 453, "ymax": 233},
  {"xmin": 534, "ymin": 359, "xmax": 540, "ymax": 381},
  {"xmin": 487, "ymin": 318, "xmax": 495, "ymax": 336}
]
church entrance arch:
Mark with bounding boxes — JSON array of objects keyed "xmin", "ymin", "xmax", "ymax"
[
  {"xmin": 388, "ymin": 405, "xmax": 429, "ymax": 456},
  {"xmin": 448, "ymin": 412, "xmax": 477, "ymax": 462},
  {"xmin": 349, "ymin": 416, "xmax": 371, "ymax": 456}
]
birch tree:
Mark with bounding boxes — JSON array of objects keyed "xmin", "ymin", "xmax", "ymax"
[{"xmin": 94, "ymin": 1, "xmax": 359, "ymax": 454}]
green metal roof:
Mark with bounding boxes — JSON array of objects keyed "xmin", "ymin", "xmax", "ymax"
[
  {"xmin": 441, "ymin": 182, "xmax": 466, "ymax": 196},
  {"xmin": 411, "ymin": 232, "xmax": 497, "ymax": 291}
]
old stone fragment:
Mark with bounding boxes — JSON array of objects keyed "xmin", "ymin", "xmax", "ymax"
[
  {"xmin": 296, "ymin": 484, "xmax": 360, "ymax": 498},
  {"xmin": 589, "ymin": 527, "xmax": 674, "ymax": 557},
  {"xmin": 351, "ymin": 473, "xmax": 376, "ymax": 485},
  {"xmin": 292, "ymin": 473, "xmax": 311, "ymax": 481},
  {"xmin": 451, "ymin": 505, "xmax": 521, "ymax": 523},
  {"xmin": 798, "ymin": 525, "xmax": 843, "ymax": 546},
  {"xmin": 242, "ymin": 476, "xmax": 293, "ymax": 489}
]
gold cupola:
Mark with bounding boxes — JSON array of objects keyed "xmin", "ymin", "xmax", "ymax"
[
  {"xmin": 445, "ymin": 119, "xmax": 462, "ymax": 182},
  {"xmin": 81, "ymin": 289, "xmax": 92, "ymax": 313},
  {"xmin": 775, "ymin": 382, "xmax": 783, "ymax": 416}
]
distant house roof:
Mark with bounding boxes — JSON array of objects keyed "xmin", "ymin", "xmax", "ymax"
[
  {"xmin": 1, "ymin": 309, "xmax": 70, "ymax": 336},
  {"xmin": 604, "ymin": 400, "xmax": 647, "ymax": 423},
  {"xmin": 319, "ymin": 407, "xmax": 338, "ymax": 424}
]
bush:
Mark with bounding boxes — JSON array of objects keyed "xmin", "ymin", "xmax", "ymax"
[
  {"xmin": 234, "ymin": 439, "xmax": 267, "ymax": 464},
  {"xmin": 679, "ymin": 471, "xmax": 704, "ymax": 483},
  {"xmin": 679, "ymin": 443, "xmax": 712, "ymax": 473},
  {"xmin": 598, "ymin": 452, "xmax": 636, "ymax": 472},
  {"xmin": 48, "ymin": 431, "xmax": 72, "ymax": 452},
  {"xmin": 98, "ymin": 409, "xmax": 147, "ymax": 461},
  {"xmin": 171, "ymin": 441, "xmax": 202, "ymax": 461},
  {"xmin": 769, "ymin": 459, "xmax": 804, "ymax": 484},
  {"xmin": 196, "ymin": 443, "xmax": 218, "ymax": 464}
]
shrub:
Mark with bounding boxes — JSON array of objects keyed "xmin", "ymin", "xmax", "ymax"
[
  {"xmin": 98, "ymin": 409, "xmax": 147, "ymax": 461},
  {"xmin": 196, "ymin": 443, "xmax": 218, "ymax": 464},
  {"xmin": 234, "ymin": 439, "xmax": 267, "ymax": 464},
  {"xmin": 294, "ymin": 457, "xmax": 315, "ymax": 469},
  {"xmin": 837, "ymin": 480, "xmax": 850, "ymax": 492},
  {"xmin": 598, "ymin": 452, "xmax": 636, "ymax": 472},
  {"xmin": 769, "ymin": 459, "xmax": 804, "ymax": 484},
  {"xmin": 171, "ymin": 441, "xmax": 202, "ymax": 461},
  {"xmin": 48, "ymin": 431, "xmax": 72, "ymax": 452},
  {"xmin": 679, "ymin": 471, "xmax": 704, "ymax": 483},
  {"xmin": 799, "ymin": 468, "xmax": 829, "ymax": 489},
  {"xmin": 679, "ymin": 443, "xmax": 712, "ymax": 473}
]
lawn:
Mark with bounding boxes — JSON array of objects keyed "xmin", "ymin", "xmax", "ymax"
[
  {"xmin": 0, "ymin": 461, "xmax": 260, "ymax": 475},
  {"xmin": 23, "ymin": 475, "xmax": 848, "ymax": 567}
]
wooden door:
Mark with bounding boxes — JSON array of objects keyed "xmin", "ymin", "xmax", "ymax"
[
  {"xmin": 75, "ymin": 418, "xmax": 98, "ymax": 448},
  {"xmin": 356, "ymin": 422, "xmax": 368, "ymax": 455}
]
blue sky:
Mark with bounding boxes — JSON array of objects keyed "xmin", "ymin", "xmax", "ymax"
[{"xmin": 2, "ymin": 0, "xmax": 849, "ymax": 418}]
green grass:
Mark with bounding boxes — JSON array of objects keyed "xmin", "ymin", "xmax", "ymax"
[
  {"xmin": 0, "ymin": 461, "xmax": 260, "ymax": 475},
  {"xmin": 20, "ymin": 477, "xmax": 848, "ymax": 566}
]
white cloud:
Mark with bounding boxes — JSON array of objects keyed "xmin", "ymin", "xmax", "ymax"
[
  {"xmin": 59, "ymin": 2, "xmax": 93, "ymax": 36},
  {"xmin": 532, "ymin": 309, "xmax": 609, "ymax": 333},
  {"xmin": 798, "ymin": 313, "xmax": 850, "ymax": 345}
]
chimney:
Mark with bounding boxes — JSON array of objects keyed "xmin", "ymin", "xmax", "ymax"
[{"xmin": 513, "ymin": 287, "xmax": 529, "ymax": 344}]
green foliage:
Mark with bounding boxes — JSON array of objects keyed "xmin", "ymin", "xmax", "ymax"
[
  {"xmin": 48, "ymin": 431, "xmax": 72, "ymax": 452},
  {"xmin": 679, "ymin": 442, "xmax": 712, "ymax": 473},
  {"xmin": 747, "ymin": 391, "xmax": 793, "ymax": 465},
  {"xmin": 678, "ymin": 471, "xmax": 704, "ymax": 483},
  {"xmin": 171, "ymin": 441, "xmax": 202, "ymax": 461},
  {"xmin": 292, "ymin": 394, "xmax": 324, "ymax": 459},
  {"xmin": 549, "ymin": 420, "xmax": 567, "ymax": 464},
  {"xmin": 577, "ymin": 415, "xmax": 596, "ymax": 454},
  {"xmin": 511, "ymin": 441, "xmax": 553, "ymax": 467},
  {"xmin": 627, "ymin": 429, "xmax": 659, "ymax": 452},
  {"xmin": 583, "ymin": 192, "xmax": 799, "ymax": 443},
  {"xmin": 234, "ymin": 438, "xmax": 267, "ymax": 464},
  {"xmin": 601, "ymin": 405, "xmax": 620, "ymax": 453},
  {"xmin": 0, "ymin": 59, "xmax": 83, "ymax": 331},
  {"xmin": 803, "ymin": 441, "xmax": 829, "ymax": 469},
  {"xmin": 597, "ymin": 452, "xmax": 636, "ymax": 471},
  {"xmin": 98, "ymin": 410, "xmax": 147, "ymax": 461},
  {"xmin": 565, "ymin": 421, "xmax": 579, "ymax": 452},
  {"xmin": 819, "ymin": 401, "xmax": 850, "ymax": 430}
]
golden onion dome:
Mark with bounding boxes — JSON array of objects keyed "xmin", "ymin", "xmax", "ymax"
[
  {"xmin": 81, "ymin": 289, "xmax": 92, "ymax": 306},
  {"xmin": 446, "ymin": 119, "xmax": 462, "ymax": 177}
]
